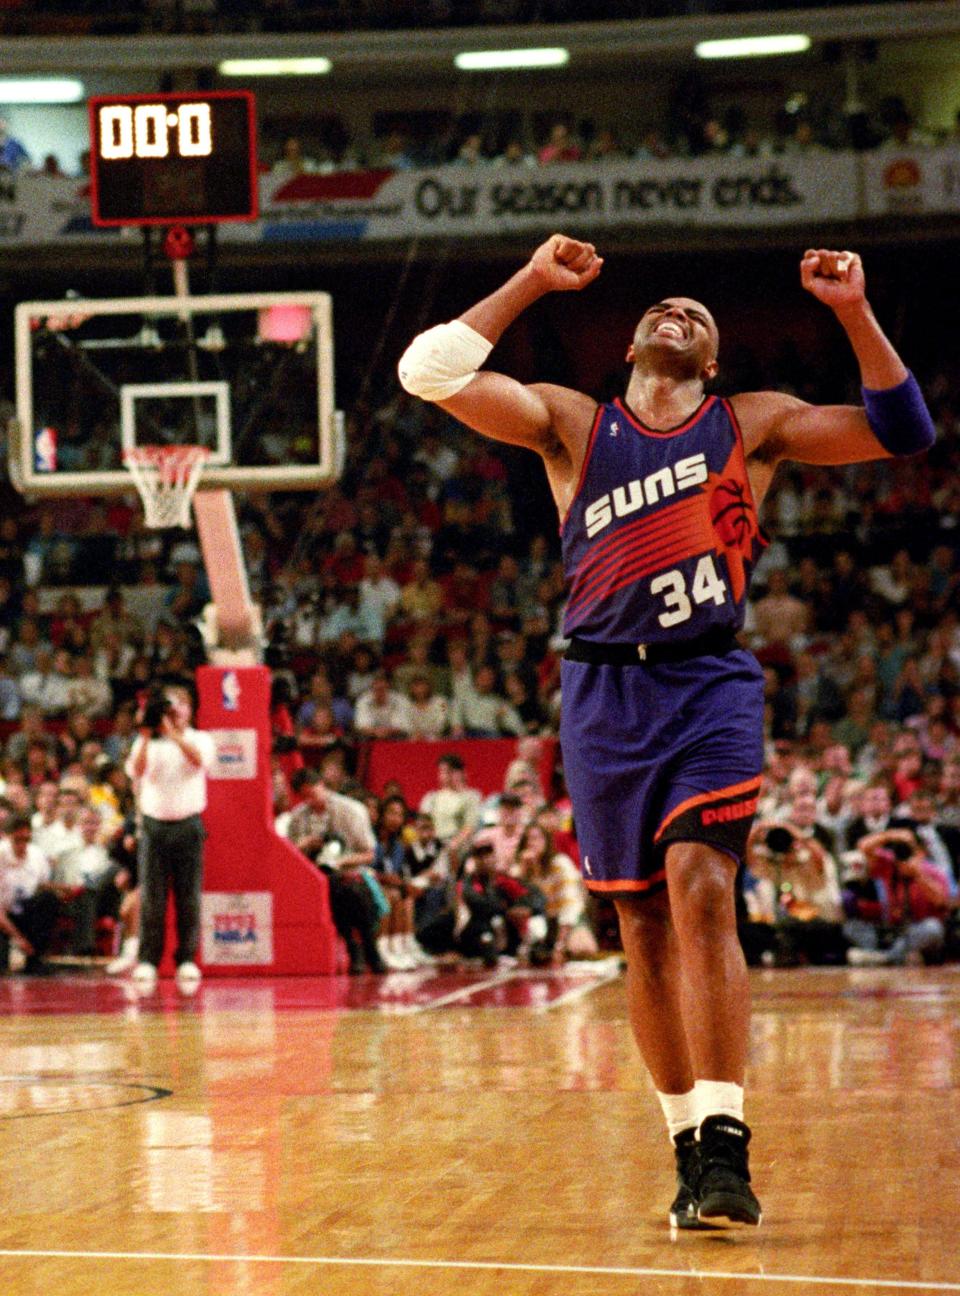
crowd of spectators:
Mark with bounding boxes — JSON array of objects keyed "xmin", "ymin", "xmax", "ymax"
[
  {"xmin": 2, "ymin": 84, "xmax": 956, "ymax": 184},
  {"xmin": 262, "ymin": 97, "xmax": 960, "ymax": 185}
]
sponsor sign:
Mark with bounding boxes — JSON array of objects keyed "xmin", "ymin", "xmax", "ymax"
[
  {"xmin": 863, "ymin": 147, "xmax": 960, "ymax": 216},
  {"xmin": 208, "ymin": 727, "xmax": 257, "ymax": 780},
  {"xmin": 201, "ymin": 891, "xmax": 273, "ymax": 965}
]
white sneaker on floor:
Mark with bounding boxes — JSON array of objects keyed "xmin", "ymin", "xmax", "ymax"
[
  {"xmin": 175, "ymin": 961, "xmax": 202, "ymax": 993},
  {"xmin": 106, "ymin": 937, "xmax": 139, "ymax": 976},
  {"xmin": 846, "ymin": 947, "xmax": 887, "ymax": 967},
  {"xmin": 132, "ymin": 961, "xmax": 158, "ymax": 989},
  {"xmin": 377, "ymin": 938, "xmax": 412, "ymax": 971},
  {"xmin": 405, "ymin": 939, "xmax": 436, "ymax": 966}
]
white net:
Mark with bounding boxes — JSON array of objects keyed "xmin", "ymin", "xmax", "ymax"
[{"xmin": 123, "ymin": 445, "xmax": 211, "ymax": 529}]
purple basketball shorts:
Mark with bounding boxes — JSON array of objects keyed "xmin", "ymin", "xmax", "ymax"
[{"xmin": 559, "ymin": 648, "xmax": 764, "ymax": 897}]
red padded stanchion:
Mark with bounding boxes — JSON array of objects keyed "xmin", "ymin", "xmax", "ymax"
[{"xmin": 160, "ymin": 665, "xmax": 338, "ymax": 976}]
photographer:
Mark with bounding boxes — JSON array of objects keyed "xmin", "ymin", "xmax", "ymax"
[
  {"xmin": 124, "ymin": 683, "xmax": 215, "ymax": 991},
  {"xmin": 743, "ymin": 819, "xmax": 846, "ymax": 966},
  {"xmin": 844, "ymin": 828, "xmax": 951, "ymax": 966}
]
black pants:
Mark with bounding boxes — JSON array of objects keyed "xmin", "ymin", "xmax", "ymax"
[
  {"xmin": 138, "ymin": 814, "xmax": 205, "ymax": 969},
  {"xmin": 1, "ymin": 889, "xmax": 60, "ymax": 969},
  {"xmin": 320, "ymin": 867, "xmax": 382, "ymax": 967},
  {"xmin": 739, "ymin": 917, "xmax": 847, "ymax": 966}
]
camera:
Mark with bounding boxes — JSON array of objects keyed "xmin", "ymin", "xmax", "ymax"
[
  {"xmin": 140, "ymin": 683, "xmax": 173, "ymax": 735},
  {"xmin": 764, "ymin": 826, "xmax": 795, "ymax": 855},
  {"xmin": 888, "ymin": 838, "xmax": 914, "ymax": 863}
]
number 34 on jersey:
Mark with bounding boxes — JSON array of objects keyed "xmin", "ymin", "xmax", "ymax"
[{"xmin": 650, "ymin": 554, "xmax": 728, "ymax": 628}]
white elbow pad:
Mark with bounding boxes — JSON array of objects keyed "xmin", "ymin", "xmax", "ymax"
[{"xmin": 397, "ymin": 320, "xmax": 493, "ymax": 401}]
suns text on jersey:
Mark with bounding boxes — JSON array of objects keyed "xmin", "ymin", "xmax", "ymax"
[{"xmin": 583, "ymin": 452, "xmax": 708, "ymax": 538}]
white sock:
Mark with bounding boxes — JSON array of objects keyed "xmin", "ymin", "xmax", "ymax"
[
  {"xmin": 656, "ymin": 1089, "xmax": 698, "ymax": 1142},
  {"xmin": 694, "ymin": 1079, "xmax": 744, "ymax": 1129}
]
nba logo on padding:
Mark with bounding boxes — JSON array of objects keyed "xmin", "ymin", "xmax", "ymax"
[
  {"xmin": 221, "ymin": 670, "xmax": 241, "ymax": 712},
  {"xmin": 34, "ymin": 426, "xmax": 57, "ymax": 473}
]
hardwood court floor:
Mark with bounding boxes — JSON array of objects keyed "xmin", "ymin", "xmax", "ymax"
[{"xmin": 0, "ymin": 961, "xmax": 956, "ymax": 1296}]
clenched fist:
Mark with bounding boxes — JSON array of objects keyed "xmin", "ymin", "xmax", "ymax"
[
  {"xmin": 800, "ymin": 248, "xmax": 866, "ymax": 313},
  {"xmin": 528, "ymin": 234, "xmax": 604, "ymax": 293}
]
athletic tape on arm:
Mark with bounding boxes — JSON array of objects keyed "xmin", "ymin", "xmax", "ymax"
[
  {"xmin": 398, "ymin": 320, "xmax": 493, "ymax": 402},
  {"xmin": 861, "ymin": 371, "xmax": 936, "ymax": 456}
]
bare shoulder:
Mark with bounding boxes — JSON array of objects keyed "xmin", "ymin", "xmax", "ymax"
[{"xmin": 729, "ymin": 389, "xmax": 807, "ymax": 460}]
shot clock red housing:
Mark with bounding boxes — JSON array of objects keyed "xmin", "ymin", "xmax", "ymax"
[{"xmin": 88, "ymin": 90, "xmax": 258, "ymax": 227}]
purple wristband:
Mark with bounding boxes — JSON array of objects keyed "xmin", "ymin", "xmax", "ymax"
[{"xmin": 861, "ymin": 371, "xmax": 936, "ymax": 456}]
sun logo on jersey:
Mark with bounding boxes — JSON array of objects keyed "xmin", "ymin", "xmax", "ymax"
[
  {"xmin": 710, "ymin": 478, "xmax": 754, "ymax": 547},
  {"xmin": 706, "ymin": 463, "xmax": 759, "ymax": 603}
]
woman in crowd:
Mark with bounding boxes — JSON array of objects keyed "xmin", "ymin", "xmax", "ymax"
[
  {"xmin": 372, "ymin": 793, "xmax": 432, "ymax": 969},
  {"xmin": 515, "ymin": 821, "xmax": 596, "ymax": 963}
]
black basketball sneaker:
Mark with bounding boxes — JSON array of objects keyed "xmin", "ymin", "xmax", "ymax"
[
  {"xmin": 696, "ymin": 1115, "xmax": 762, "ymax": 1228},
  {"xmin": 668, "ymin": 1127, "xmax": 702, "ymax": 1230}
]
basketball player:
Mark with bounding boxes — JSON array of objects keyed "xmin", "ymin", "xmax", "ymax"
[{"xmin": 398, "ymin": 235, "xmax": 934, "ymax": 1229}]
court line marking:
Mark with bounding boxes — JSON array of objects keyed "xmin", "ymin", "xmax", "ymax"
[
  {"xmin": 536, "ymin": 958, "xmax": 622, "ymax": 1012},
  {"xmin": 0, "ymin": 1248, "xmax": 956, "ymax": 1289},
  {"xmin": 388, "ymin": 970, "xmax": 522, "ymax": 1013}
]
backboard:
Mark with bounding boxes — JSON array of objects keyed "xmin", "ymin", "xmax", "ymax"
[{"xmin": 10, "ymin": 291, "xmax": 342, "ymax": 497}]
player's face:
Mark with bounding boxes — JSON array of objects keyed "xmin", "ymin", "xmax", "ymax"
[{"xmin": 628, "ymin": 297, "xmax": 719, "ymax": 380}]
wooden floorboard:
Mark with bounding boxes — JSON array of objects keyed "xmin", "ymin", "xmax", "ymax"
[{"xmin": 0, "ymin": 964, "xmax": 956, "ymax": 1295}]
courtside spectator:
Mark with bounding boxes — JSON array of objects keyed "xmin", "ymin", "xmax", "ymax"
[
  {"xmin": 0, "ymin": 816, "xmax": 56, "ymax": 973},
  {"xmin": 419, "ymin": 753, "xmax": 482, "ymax": 858}
]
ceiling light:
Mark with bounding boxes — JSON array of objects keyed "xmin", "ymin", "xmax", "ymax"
[
  {"xmin": 218, "ymin": 57, "xmax": 332, "ymax": 76},
  {"xmin": 695, "ymin": 35, "xmax": 811, "ymax": 59},
  {"xmin": 0, "ymin": 78, "xmax": 85, "ymax": 104},
  {"xmin": 454, "ymin": 48, "xmax": 569, "ymax": 71}
]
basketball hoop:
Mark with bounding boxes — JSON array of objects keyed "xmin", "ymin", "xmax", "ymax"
[{"xmin": 123, "ymin": 444, "xmax": 211, "ymax": 529}]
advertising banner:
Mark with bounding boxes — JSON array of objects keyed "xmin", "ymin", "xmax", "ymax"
[
  {"xmin": 201, "ymin": 891, "xmax": 274, "ymax": 965},
  {"xmin": 1, "ymin": 149, "xmax": 956, "ymax": 247},
  {"xmin": 208, "ymin": 728, "xmax": 258, "ymax": 781},
  {"xmin": 0, "ymin": 154, "xmax": 857, "ymax": 247},
  {"xmin": 862, "ymin": 147, "xmax": 960, "ymax": 216}
]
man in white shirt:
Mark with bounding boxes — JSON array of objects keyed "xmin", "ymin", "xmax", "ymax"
[
  {"xmin": 358, "ymin": 554, "xmax": 401, "ymax": 630},
  {"xmin": 419, "ymin": 753, "xmax": 483, "ymax": 863},
  {"xmin": 125, "ymin": 683, "xmax": 215, "ymax": 991},
  {"xmin": 450, "ymin": 664, "xmax": 524, "ymax": 738},
  {"xmin": 55, "ymin": 806, "xmax": 113, "ymax": 956},
  {"xmin": 284, "ymin": 769, "xmax": 383, "ymax": 974},
  {"xmin": 0, "ymin": 816, "xmax": 58, "ymax": 974},
  {"xmin": 472, "ymin": 793, "xmax": 528, "ymax": 874},
  {"xmin": 19, "ymin": 648, "xmax": 72, "ymax": 716},
  {"xmin": 353, "ymin": 670, "xmax": 414, "ymax": 739},
  {"xmin": 33, "ymin": 783, "xmax": 84, "ymax": 875}
]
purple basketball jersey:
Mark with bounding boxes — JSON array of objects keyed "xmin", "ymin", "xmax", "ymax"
[{"xmin": 561, "ymin": 396, "xmax": 766, "ymax": 644}]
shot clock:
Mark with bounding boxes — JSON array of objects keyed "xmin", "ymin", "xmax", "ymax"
[{"xmin": 89, "ymin": 91, "xmax": 258, "ymax": 226}]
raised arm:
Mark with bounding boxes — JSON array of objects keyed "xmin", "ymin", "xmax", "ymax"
[
  {"xmin": 734, "ymin": 249, "xmax": 935, "ymax": 469},
  {"xmin": 397, "ymin": 234, "xmax": 602, "ymax": 455}
]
